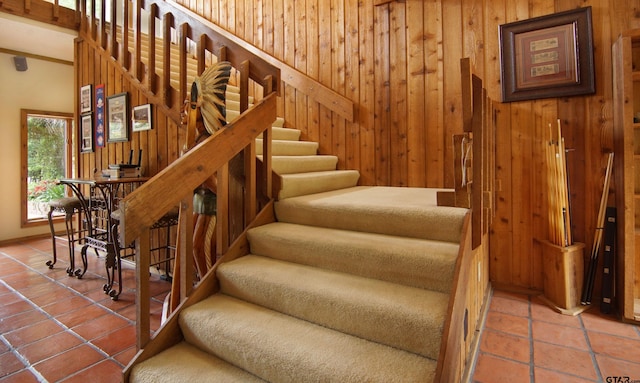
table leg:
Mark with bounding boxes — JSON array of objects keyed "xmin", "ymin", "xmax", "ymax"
[
  {"xmin": 46, "ymin": 206, "xmax": 58, "ymax": 269},
  {"xmin": 75, "ymin": 244, "xmax": 90, "ymax": 279},
  {"xmin": 103, "ymin": 243, "xmax": 122, "ymax": 300}
]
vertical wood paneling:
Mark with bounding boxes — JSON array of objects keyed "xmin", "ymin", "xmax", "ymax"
[
  {"xmin": 484, "ymin": 0, "xmax": 509, "ymax": 285},
  {"xmin": 389, "ymin": 3, "xmax": 407, "ymax": 186},
  {"xmin": 272, "ymin": 0, "xmax": 284, "ymax": 61},
  {"xmin": 294, "ymin": 1, "xmax": 308, "ymax": 153},
  {"xmin": 344, "ymin": 0, "xmax": 360, "ymax": 172},
  {"xmin": 77, "ymin": 41, "xmax": 180, "ymax": 185},
  {"xmin": 425, "ymin": 0, "xmax": 444, "ymax": 188},
  {"xmin": 358, "ymin": 0, "xmax": 376, "ymax": 185},
  {"xmin": 263, "ymin": 0, "xmax": 274, "ymax": 55},
  {"xmin": 331, "ymin": 0, "xmax": 347, "ymax": 168},
  {"xmin": 406, "ymin": 0, "xmax": 426, "ymax": 187},
  {"xmin": 441, "ymin": 0, "xmax": 464, "ymax": 188},
  {"xmin": 75, "ymin": 0, "xmax": 640, "ymax": 293},
  {"xmin": 305, "ymin": 0, "xmax": 321, "ymax": 145},
  {"xmin": 317, "ymin": 0, "xmax": 333, "ymax": 155},
  {"xmin": 374, "ymin": 5, "xmax": 390, "ymax": 185}
]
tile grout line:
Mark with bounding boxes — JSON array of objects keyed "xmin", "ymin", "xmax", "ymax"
[
  {"xmin": 0, "ymin": 254, "xmax": 135, "ymax": 377},
  {"xmin": 0, "ymin": 331, "xmax": 48, "ymax": 383},
  {"xmin": 0, "ymin": 247, "xmax": 137, "ymax": 326},
  {"xmin": 528, "ymin": 295, "xmax": 535, "ymax": 383},
  {"xmin": 579, "ymin": 312, "xmax": 604, "ymax": 382}
]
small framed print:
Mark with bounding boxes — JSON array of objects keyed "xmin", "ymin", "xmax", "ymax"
[
  {"xmin": 80, "ymin": 84, "xmax": 92, "ymax": 114},
  {"xmin": 95, "ymin": 84, "xmax": 105, "ymax": 147},
  {"xmin": 499, "ymin": 7, "xmax": 595, "ymax": 102},
  {"xmin": 132, "ymin": 104, "xmax": 152, "ymax": 132},
  {"xmin": 80, "ymin": 113, "xmax": 94, "ymax": 153},
  {"xmin": 106, "ymin": 92, "xmax": 129, "ymax": 143}
]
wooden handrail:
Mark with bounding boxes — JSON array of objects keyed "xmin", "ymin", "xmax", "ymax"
[
  {"xmin": 70, "ymin": 0, "xmax": 284, "ymax": 348},
  {"xmin": 0, "ymin": 0, "xmax": 79, "ymax": 29},
  {"xmin": 119, "ymin": 93, "xmax": 277, "ymax": 244}
]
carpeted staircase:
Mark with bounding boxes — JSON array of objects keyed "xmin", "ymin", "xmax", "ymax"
[{"xmin": 129, "ymin": 88, "xmax": 469, "ymax": 383}]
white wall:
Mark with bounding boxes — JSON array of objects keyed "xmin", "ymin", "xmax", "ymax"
[{"xmin": 0, "ymin": 52, "xmax": 74, "ymax": 242}]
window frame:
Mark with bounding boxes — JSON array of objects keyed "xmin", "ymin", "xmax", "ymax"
[{"xmin": 20, "ymin": 109, "xmax": 75, "ymax": 228}]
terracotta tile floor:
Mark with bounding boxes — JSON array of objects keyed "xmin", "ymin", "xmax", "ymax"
[
  {"xmin": 2, "ymin": 238, "xmax": 640, "ymax": 382},
  {"xmin": 0, "ymin": 238, "xmax": 170, "ymax": 383},
  {"xmin": 470, "ymin": 290, "xmax": 640, "ymax": 383}
]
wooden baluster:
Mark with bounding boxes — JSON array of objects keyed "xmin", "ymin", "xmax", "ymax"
[
  {"xmin": 196, "ymin": 34, "xmax": 207, "ymax": 76},
  {"xmin": 178, "ymin": 23, "xmax": 190, "ymax": 110},
  {"xmin": 162, "ymin": 13, "xmax": 173, "ymax": 107},
  {"xmin": 240, "ymin": 60, "xmax": 257, "ymax": 223},
  {"xmin": 216, "ymin": 164, "xmax": 229, "ymax": 260},
  {"xmin": 132, "ymin": 0, "xmax": 142, "ymax": 81},
  {"xmin": 262, "ymin": 74, "xmax": 273, "ymax": 199},
  {"xmin": 53, "ymin": 0, "xmax": 59, "ymax": 21},
  {"xmin": 99, "ymin": 0, "xmax": 106, "ymax": 49},
  {"xmin": 121, "ymin": 0, "xmax": 130, "ymax": 70},
  {"xmin": 147, "ymin": 4, "xmax": 158, "ymax": 93},
  {"xmin": 109, "ymin": 0, "xmax": 117, "ymax": 60},
  {"xmin": 135, "ymin": 229, "xmax": 150, "ymax": 349}
]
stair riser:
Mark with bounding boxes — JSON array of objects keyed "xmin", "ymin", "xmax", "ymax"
[
  {"xmin": 268, "ymin": 155, "xmax": 339, "ymax": 174},
  {"xmin": 217, "ymin": 255, "xmax": 447, "ymax": 359},
  {"xmin": 179, "ymin": 295, "xmax": 437, "ymax": 383},
  {"xmin": 275, "ymin": 186, "xmax": 468, "ymax": 243},
  {"xmin": 278, "ymin": 170, "xmax": 360, "ymax": 199},
  {"xmin": 247, "ymin": 222, "xmax": 457, "ymax": 293},
  {"xmin": 255, "ymin": 139, "xmax": 318, "ymax": 156}
]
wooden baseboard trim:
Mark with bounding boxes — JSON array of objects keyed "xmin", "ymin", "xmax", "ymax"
[{"xmin": 461, "ymin": 283, "xmax": 493, "ymax": 383}]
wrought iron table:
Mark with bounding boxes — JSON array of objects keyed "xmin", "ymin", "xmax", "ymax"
[{"xmin": 58, "ymin": 176, "xmax": 149, "ymax": 300}]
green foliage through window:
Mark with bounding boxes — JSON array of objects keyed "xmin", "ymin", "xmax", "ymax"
[{"xmin": 27, "ymin": 116, "xmax": 66, "ymax": 203}]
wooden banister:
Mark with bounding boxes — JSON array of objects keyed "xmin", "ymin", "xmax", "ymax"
[{"xmin": 119, "ymin": 93, "xmax": 277, "ymax": 245}]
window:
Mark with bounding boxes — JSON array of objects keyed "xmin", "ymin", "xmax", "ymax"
[{"xmin": 21, "ymin": 109, "xmax": 75, "ymax": 227}]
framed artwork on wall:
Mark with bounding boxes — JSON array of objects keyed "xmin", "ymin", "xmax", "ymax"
[
  {"xmin": 132, "ymin": 104, "xmax": 152, "ymax": 132},
  {"xmin": 106, "ymin": 92, "xmax": 129, "ymax": 143},
  {"xmin": 95, "ymin": 84, "xmax": 105, "ymax": 147},
  {"xmin": 80, "ymin": 113, "xmax": 94, "ymax": 153},
  {"xmin": 499, "ymin": 7, "xmax": 595, "ymax": 102},
  {"xmin": 80, "ymin": 84, "xmax": 92, "ymax": 114}
]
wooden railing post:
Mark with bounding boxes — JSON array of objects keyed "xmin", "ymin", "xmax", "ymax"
[
  {"xmin": 135, "ymin": 229, "xmax": 151, "ymax": 348},
  {"xmin": 120, "ymin": 0, "xmax": 130, "ymax": 70},
  {"xmin": 178, "ymin": 196, "xmax": 194, "ymax": 301},
  {"xmin": 147, "ymin": 4, "xmax": 158, "ymax": 93},
  {"xmin": 262, "ymin": 75, "xmax": 273, "ymax": 199},
  {"xmin": 178, "ymin": 23, "xmax": 190, "ymax": 108},
  {"xmin": 109, "ymin": 0, "xmax": 117, "ymax": 59},
  {"xmin": 162, "ymin": 12, "xmax": 173, "ymax": 106},
  {"xmin": 132, "ymin": 0, "xmax": 143, "ymax": 81}
]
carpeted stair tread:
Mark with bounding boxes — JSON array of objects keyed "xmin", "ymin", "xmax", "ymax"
[
  {"xmin": 217, "ymin": 255, "xmax": 448, "ymax": 359},
  {"xmin": 275, "ymin": 185, "xmax": 467, "ymax": 242},
  {"xmin": 257, "ymin": 126, "xmax": 301, "ymax": 141},
  {"xmin": 179, "ymin": 294, "xmax": 437, "ymax": 383},
  {"xmin": 259, "ymin": 155, "xmax": 339, "ymax": 174},
  {"xmin": 130, "ymin": 341, "xmax": 266, "ymax": 383},
  {"xmin": 247, "ymin": 222, "xmax": 458, "ymax": 293},
  {"xmin": 278, "ymin": 170, "xmax": 360, "ymax": 199},
  {"xmin": 255, "ymin": 138, "xmax": 318, "ymax": 156}
]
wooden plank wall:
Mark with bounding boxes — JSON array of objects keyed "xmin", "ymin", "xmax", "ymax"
[
  {"xmin": 72, "ymin": 0, "xmax": 640, "ymax": 294},
  {"xmin": 165, "ymin": 0, "xmax": 640, "ymax": 292},
  {"xmin": 75, "ymin": 38, "xmax": 182, "ymax": 183}
]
